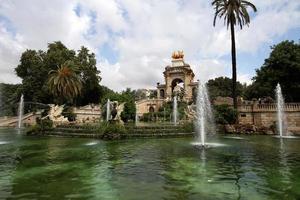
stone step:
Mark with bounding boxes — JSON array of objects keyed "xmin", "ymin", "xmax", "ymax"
[
  {"xmin": 130, "ymin": 129, "xmax": 185, "ymax": 134},
  {"xmin": 44, "ymin": 131, "xmax": 102, "ymax": 138},
  {"xmin": 124, "ymin": 132, "xmax": 194, "ymax": 138},
  {"xmin": 129, "ymin": 126, "xmax": 182, "ymax": 130},
  {"xmin": 47, "ymin": 128, "xmax": 97, "ymax": 133}
]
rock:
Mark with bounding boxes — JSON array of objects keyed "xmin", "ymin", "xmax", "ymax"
[
  {"xmin": 102, "ymin": 132, "xmax": 121, "ymax": 140},
  {"xmin": 224, "ymin": 124, "xmax": 236, "ymax": 133}
]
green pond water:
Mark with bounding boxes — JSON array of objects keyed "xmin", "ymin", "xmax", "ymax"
[{"xmin": 1, "ymin": 128, "xmax": 300, "ymax": 200}]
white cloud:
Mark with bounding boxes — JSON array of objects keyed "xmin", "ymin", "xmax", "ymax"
[
  {"xmin": 0, "ymin": 22, "xmax": 25, "ymax": 83},
  {"xmin": 0, "ymin": 0, "xmax": 299, "ymax": 91},
  {"xmin": 237, "ymin": 74, "xmax": 252, "ymax": 85}
]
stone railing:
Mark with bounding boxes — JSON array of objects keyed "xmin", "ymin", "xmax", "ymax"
[
  {"xmin": 0, "ymin": 112, "xmax": 39, "ymax": 127},
  {"xmin": 238, "ymin": 103, "xmax": 300, "ymax": 112}
]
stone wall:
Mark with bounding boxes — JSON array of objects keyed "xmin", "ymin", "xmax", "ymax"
[
  {"xmin": 136, "ymin": 99, "xmax": 165, "ymax": 117},
  {"xmin": 238, "ymin": 103, "xmax": 300, "ymax": 134},
  {"xmin": 0, "ymin": 112, "xmax": 42, "ymax": 127},
  {"xmin": 73, "ymin": 104, "xmax": 101, "ymax": 123}
]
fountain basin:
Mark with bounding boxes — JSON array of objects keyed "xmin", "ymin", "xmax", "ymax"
[
  {"xmin": 223, "ymin": 136, "xmax": 245, "ymax": 140},
  {"xmin": 191, "ymin": 142, "xmax": 227, "ymax": 148},
  {"xmin": 0, "ymin": 141, "xmax": 9, "ymax": 145},
  {"xmin": 273, "ymin": 135, "xmax": 299, "ymax": 139}
]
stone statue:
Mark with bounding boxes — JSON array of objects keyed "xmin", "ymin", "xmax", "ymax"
[
  {"xmin": 173, "ymin": 82, "xmax": 183, "ymax": 97},
  {"xmin": 44, "ymin": 104, "xmax": 69, "ymax": 126},
  {"xmin": 185, "ymin": 104, "xmax": 197, "ymax": 120},
  {"xmin": 110, "ymin": 101, "xmax": 125, "ymax": 124}
]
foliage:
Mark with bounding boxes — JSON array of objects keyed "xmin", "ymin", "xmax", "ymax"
[
  {"xmin": 179, "ymin": 122, "xmax": 194, "ymax": 132},
  {"xmin": 207, "ymin": 77, "xmax": 245, "ymax": 100},
  {"xmin": 140, "ymin": 101, "xmax": 187, "ymax": 122},
  {"xmin": 80, "ymin": 122, "xmax": 127, "ymax": 135},
  {"xmin": 0, "ymin": 83, "xmax": 21, "ymax": 116},
  {"xmin": 103, "ymin": 123, "xmax": 127, "ymax": 135},
  {"xmin": 62, "ymin": 106, "xmax": 76, "ymax": 121},
  {"xmin": 245, "ymin": 40, "xmax": 300, "ymax": 102},
  {"xmin": 212, "ymin": 0, "xmax": 257, "ymax": 109},
  {"xmin": 101, "ymin": 88, "xmax": 136, "ymax": 122},
  {"xmin": 48, "ymin": 64, "xmax": 82, "ymax": 103},
  {"xmin": 75, "ymin": 47, "xmax": 102, "ymax": 105},
  {"xmin": 14, "ymin": 41, "xmax": 101, "ymax": 107},
  {"xmin": 214, "ymin": 105, "xmax": 238, "ymax": 124},
  {"xmin": 121, "ymin": 100, "xmax": 136, "ymax": 122},
  {"xmin": 26, "ymin": 118, "xmax": 53, "ymax": 135},
  {"xmin": 212, "ymin": 0, "xmax": 257, "ymax": 29}
]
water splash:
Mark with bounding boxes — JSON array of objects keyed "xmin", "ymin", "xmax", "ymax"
[
  {"xmin": 84, "ymin": 141, "xmax": 98, "ymax": 146},
  {"xmin": 106, "ymin": 99, "xmax": 111, "ymax": 122},
  {"xmin": 173, "ymin": 96, "xmax": 178, "ymax": 126},
  {"xmin": 17, "ymin": 94, "xmax": 24, "ymax": 129},
  {"xmin": 135, "ymin": 103, "xmax": 139, "ymax": 126},
  {"xmin": 276, "ymin": 84, "xmax": 287, "ymax": 137},
  {"xmin": 195, "ymin": 82, "xmax": 215, "ymax": 147}
]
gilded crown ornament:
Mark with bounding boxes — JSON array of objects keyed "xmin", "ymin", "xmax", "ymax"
[{"xmin": 172, "ymin": 50, "xmax": 184, "ymax": 59}]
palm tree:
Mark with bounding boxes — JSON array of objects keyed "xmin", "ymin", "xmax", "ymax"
[
  {"xmin": 212, "ymin": 0, "xmax": 257, "ymax": 109},
  {"xmin": 48, "ymin": 64, "xmax": 82, "ymax": 104}
]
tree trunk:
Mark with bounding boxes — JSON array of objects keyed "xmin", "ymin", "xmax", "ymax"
[{"xmin": 230, "ymin": 21, "xmax": 237, "ymax": 110}]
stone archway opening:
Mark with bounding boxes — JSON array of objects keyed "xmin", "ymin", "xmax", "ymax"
[
  {"xmin": 171, "ymin": 78, "xmax": 184, "ymax": 93},
  {"xmin": 149, "ymin": 106, "xmax": 155, "ymax": 113},
  {"xmin": 159, "ymin": 89, "xmax": 165, "ymax": 98}
]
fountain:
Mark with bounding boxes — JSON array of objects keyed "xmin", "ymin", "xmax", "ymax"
[
  {"xmin": 173, "ymin": 96, "xmax": 178, "ymax": 126},
  {"xmin": 193, "ymin": 82, "xmax": 218, "ymax": 148},
  {"xmin": 135, "ymin": 105, "xmax": 139, "ymax": 126},
  {"xmin": 276, "ymin": 84, "xmax": 285, "ymax": 137},
  {"xmin": 275, "ymin": 84, "xmax": 296, "ymax": 138},
  {"xmin": 106, "ymin": 99, "xmax": 111, "ymax": 122},
  {"xmin": 17, "ymin": 94, "xmax": 24, "ymax": 129}
]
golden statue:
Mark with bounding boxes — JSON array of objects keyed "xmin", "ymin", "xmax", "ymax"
[{"xmin": 172, "ymin": 50, "xmax": 184, "ymax": 59}]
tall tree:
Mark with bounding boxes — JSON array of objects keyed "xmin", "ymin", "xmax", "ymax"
[
  {"xmin": 212, "ymin": 0, "xmax": 257, "ymax": 109},
  {"xmin": 75, "ymin": 47, "xmax": 102, "ymax": 105},
  {"xmin": 245, "ymin": 40, "xmax": 300, "ymax": 102},
  {"xmin": 48, "ymin": 63, "xmax": 82, "ymax": 104},
  {"xmin": 207, "ymin": 76, "xmax": 245, "ymax": 100},
  {"xmin": 14, "ymin": 41, "xmax": 101, "ymax": 106}
]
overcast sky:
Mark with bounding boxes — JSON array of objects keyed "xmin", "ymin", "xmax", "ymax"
[{"xmin": 0, "ymin": 0, "xmax": 299, "ymax": 91}]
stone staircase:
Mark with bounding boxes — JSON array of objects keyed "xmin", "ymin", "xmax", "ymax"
[
  {"xmin": 43, "ymin": 124, "xmax": 194, "ymax": 139},
  {"xmin": 124, "ymin": 125, "xmax": 193, "ymax": 138}
]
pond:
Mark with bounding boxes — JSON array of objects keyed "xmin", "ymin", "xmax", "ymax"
[{"xmin": 0, "ymin": 128, "xmax": 300, "ymax": 199}]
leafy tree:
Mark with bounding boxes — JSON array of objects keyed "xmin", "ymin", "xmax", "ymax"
[
  {"xmin": 207, "ymin": 77, "xmax": 245, "ymax": 100},
  {"xmin": 245, "ymin": 40, "xmax": 300, "ymax": 102},
  {"xmin": 0, "ymin": 83, "xmax": 22, "ymax": 116},
  {"xmin": 214, "ymin": 104, "xmax": 238, "ymax": 124},
  {"xmin": 48, "ymin": 63, "xmax": 82, "ymax": 104},
  {"xmin": 75, "ymin": 47, "xmax": 102, "ymax": 105},
  {"xmin": 212, "ymin": 0, "xmax": 257, "ymax": 109},
  {"xmin": 15, "ymin": 49, "xmax": 50, "ymax": 103},
  {"xmin": 101, "ymin": 88, "xmax": 137, "ymax": 122},
  {"xmin": 14, "ymin": 41, "xmax": 101, "ymax": 106},
  {"xmin": 121, "ymin": 100, "xmax": 136, "ymax": 122}
]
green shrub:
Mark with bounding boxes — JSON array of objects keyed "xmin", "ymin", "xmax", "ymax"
[
  {"xmin": 62, "ymin": 106, "xmax": 76, "ymax": 121},
  {"xmin": 121, "ymin": 100, "xmax": 136, "ymax": 122},
  {"xmin": 26, "ymin": 118, "xmax": 53, "ymax": 135},
  {"xmin": 104, "ymin": 123, "xmax": 127, "ymax": 135},
  {"xmin": 26, "ymin": 124, "xmax": 42, "ymax": 135},
  {"xmin": 214, "ymin": 105, "xmax": 237, "ymax": 124},
  {"xmin": 180, "ymin": 122, "xmax": 194, "ymax": 132},
  {"xmin": 38, "ymin": 118, "xmax": 53, "ymax": 129}
]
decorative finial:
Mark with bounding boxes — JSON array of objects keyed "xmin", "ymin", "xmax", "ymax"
[{"xmin": 172, "ymin": 50, "xmax": 184, "ymax": 59}]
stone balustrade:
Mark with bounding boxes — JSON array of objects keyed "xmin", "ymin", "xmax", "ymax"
[{"xmin": 238, "ymin": 103, "xmax": 300, "ymax": 112}]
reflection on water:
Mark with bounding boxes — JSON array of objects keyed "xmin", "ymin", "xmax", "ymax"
[
  {"xmin": 84, "ymin": 141, "xmax": 99, "ymax": 146},
  {"xmin": 0, "ymin": 129, "xmax": 300, "ymax": 199},
  {"xmin": 0, "ymin": 141, "xmax": 9, "ymax": 145}
]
